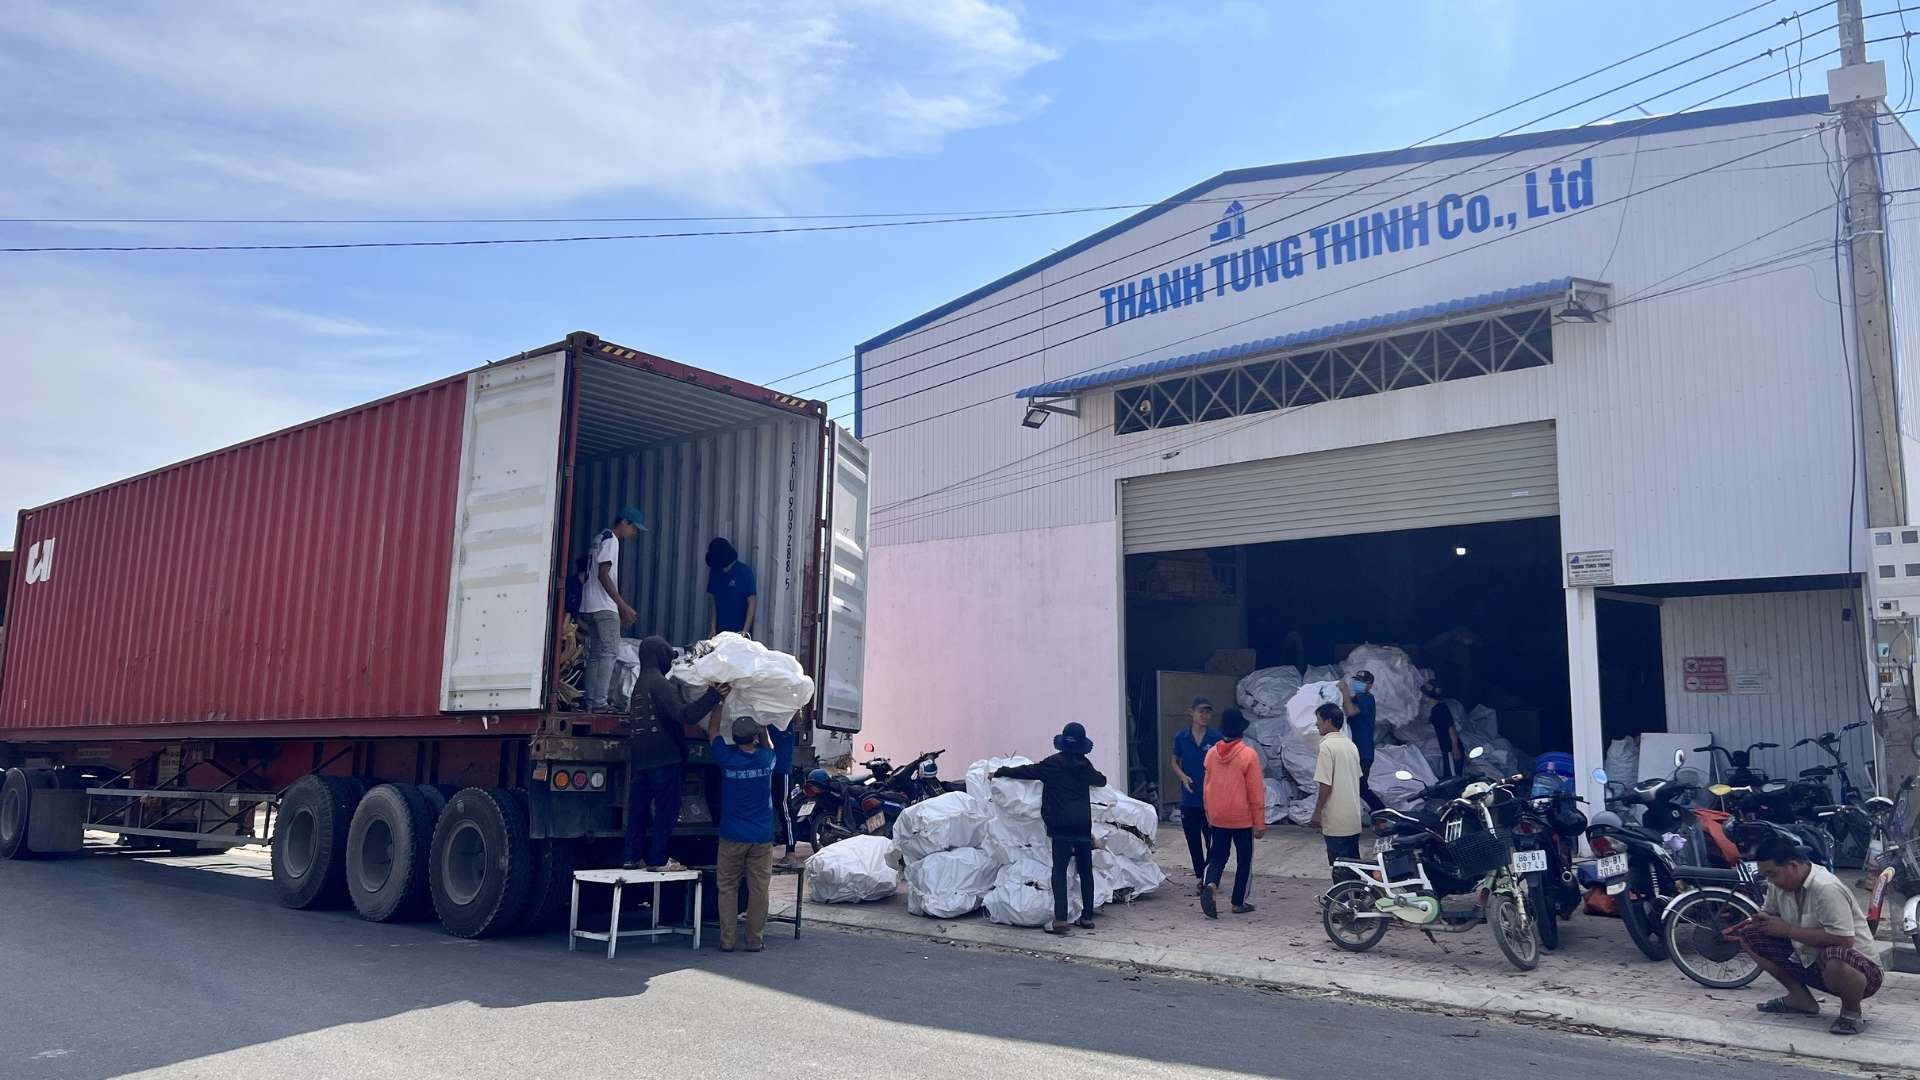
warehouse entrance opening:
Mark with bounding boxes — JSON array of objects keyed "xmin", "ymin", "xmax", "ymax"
[{"xmin": 1122, "ymin": 516, "xmax": 1575, "ymax": 808}]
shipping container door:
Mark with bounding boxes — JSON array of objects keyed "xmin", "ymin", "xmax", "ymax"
[
  {"xmin": 440, "ymin": 351, "xmax": 568, "ymax": 712},
  {"xmin": 817, "ymin": 423, "xmax": 870, "ymax": 732}
]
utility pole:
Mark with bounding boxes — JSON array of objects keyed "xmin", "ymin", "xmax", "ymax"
[{"xmin": 1834, "ymin": 0, "xmax": 1917, "ymax": 796}]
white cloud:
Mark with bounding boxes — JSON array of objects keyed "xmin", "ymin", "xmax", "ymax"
[
  {"xmin": 0, "ymin": 267, "xmax": 433, "ymax": 547},
  {"xmin": 0, "ymin": 0, "xmax": 1057, "ymax": 214}
]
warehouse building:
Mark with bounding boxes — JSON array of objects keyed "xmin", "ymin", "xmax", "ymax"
[{"xmin": 855, "ymin": 95, "xmax": 1920, "ymax": 811}]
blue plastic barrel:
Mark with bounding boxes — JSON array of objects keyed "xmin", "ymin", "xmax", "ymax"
[{"xmin": 1531, "ymin": 751, "xmax": 1575, "ymax": 796}]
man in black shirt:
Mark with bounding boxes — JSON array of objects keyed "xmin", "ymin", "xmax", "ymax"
[
  {"xmin": 622, "ymin": 636, "xmax": 725, "ymax": 871},
  {"xmin": 994, "ymin": 723, "xmax": 1107, "ymax": 935}
]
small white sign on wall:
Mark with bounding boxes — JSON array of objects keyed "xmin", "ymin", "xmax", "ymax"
[{"xmin": 1730, "ymin": 671, "xmax": 1772, "ymax": 695}]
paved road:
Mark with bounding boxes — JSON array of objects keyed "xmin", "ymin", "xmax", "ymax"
[{"xmin": 0, "ymin": 850, "xmax": 1857, "ymax": 1080}]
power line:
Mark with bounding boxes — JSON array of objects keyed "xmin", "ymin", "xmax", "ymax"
[{"xmin": 846, "ymin": 5, "xmax": 1863, "ymax": 404}]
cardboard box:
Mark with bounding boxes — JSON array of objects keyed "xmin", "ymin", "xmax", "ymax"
[{"xmin": 1155, "ymin": 671, "xmax": 1241, "ymax": 811}]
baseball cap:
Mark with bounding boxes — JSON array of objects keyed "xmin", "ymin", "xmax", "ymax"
[
  {"xmin": 618, "ymin": 506, "xmax": 648, "ymax": 531},
  {"xmin": 730, "ymin": 715, "xmax": 762, "ymax": 743},
  {"xmin": 1190, "ymin": 695, "xmax": 1213, "ymax": 710}
]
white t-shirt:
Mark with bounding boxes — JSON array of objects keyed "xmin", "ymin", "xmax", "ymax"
[
  {"xmin": 580, "ymin": 532, "xmax": 620, "ymax": 614},
  {"xmin": 1313, "ymin": 728, "xmax": 1365, "ymax": 838}
]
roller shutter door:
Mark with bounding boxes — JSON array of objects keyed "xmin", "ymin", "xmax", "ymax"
[{"xmin": 1120, "ymin": 422, "xmax": 1557, "ymax": 555}]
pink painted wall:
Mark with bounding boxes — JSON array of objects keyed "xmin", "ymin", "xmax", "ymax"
[{"xmin": 862, "ymin": 521, "xmax": 1125, "ymax": 785}]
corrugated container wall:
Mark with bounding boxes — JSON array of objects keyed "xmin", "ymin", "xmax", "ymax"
[
  {"xmin": 1, "ymin": 379, "xmax": 468, "ymax": 734},
  {"xmin": 570, "ymin": 417, "xmax": 822, "ymax": 659}
]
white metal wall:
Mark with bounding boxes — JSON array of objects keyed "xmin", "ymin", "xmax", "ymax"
[
  {"xmin": 862, "ymin": 101, "xmax": 1863, "ymax": 586},
  {"xmin": 572, "ymin": 418, "xmax": 821, "ymax": 659},
  {"xmin": 1658, "ymin": 589, "xmax": 1875, "ymax": 780}
]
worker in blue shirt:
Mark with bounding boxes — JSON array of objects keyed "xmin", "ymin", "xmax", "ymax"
[
  {"xmin": 1168, "ymin": 695, "xmax": 1222, "ymax": 882},
  {"xmin": 1341, "ymin": 670, "xmax": 1386, "ymax": 814},
  {"xmin": 706, "ymin": 537, "xmax": 757, "ymax": 637},
  {"xmin": 707, "ymin": 709, "xmax": 776, "ymax": 952},
  {"xmin": 768, "ymin": 721, "xmax": 798, "ymax": 864}
]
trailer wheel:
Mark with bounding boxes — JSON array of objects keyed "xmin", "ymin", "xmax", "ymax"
[
  {"xmin": 346, "ymin": 784, "xmax": 439, "ymax": 922},
  {"xmin": 516, "ymin": 835, "xmax": 579, "ymax": 934},
  {"xmin": 0, "ymin": 768, "xmax": 54, "ymax": 860},
  {"xmin": 429, "ymin": 787, "xmax": 533, "ymax": 938},
  {"xmin": 414, "ymin": 784, "xmax": 452, "ymax": 814},
  {"xmin": 271, "ymin": 775, "xmax": 356, "ymax": 909}
]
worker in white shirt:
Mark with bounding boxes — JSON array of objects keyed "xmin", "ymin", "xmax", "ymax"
[{"xmin": 579, "ymin": 506, "xmax": 646, "ymax": 712}]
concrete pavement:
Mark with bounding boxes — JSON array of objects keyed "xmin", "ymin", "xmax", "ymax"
[
  {"xmin": 781, "ymin": 825, "xmax": 1920, "ymax": 1072},
  {"xmin": 0, "ymin": 846, "xmax": 1874, "ymax": 1080}
]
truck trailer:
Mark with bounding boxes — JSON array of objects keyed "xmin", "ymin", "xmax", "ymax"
[{"xmin": 0, "ymin": 332, "xmax": 870, "ymax": 937}]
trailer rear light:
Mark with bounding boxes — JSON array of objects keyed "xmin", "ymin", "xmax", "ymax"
[
  {"xmin": 553, "ymin": 770, "xmax": 571, "ymax": 790},
  {"xmin": 589, "ymin": 771, "xmax": 605, "ymax": 790},
  {"xmin": 571, "ymin": 770, "xmax": 589, "ymax": 791}
]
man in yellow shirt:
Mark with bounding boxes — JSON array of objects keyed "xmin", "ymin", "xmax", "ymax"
[{"xmin": 1309, "ymin": 702, "xmax": 1365, "ymax": 880}]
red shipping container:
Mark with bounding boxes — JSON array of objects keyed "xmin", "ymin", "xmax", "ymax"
[{"xmin": 2, "ymin": 376, "xmax": 469, "ymax": 737}]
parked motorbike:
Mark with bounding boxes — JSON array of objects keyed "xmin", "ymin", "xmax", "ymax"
[
  {"xmin": 1710, "ymin": 780, "xmax": 1837, "ymax": 868},
  {"xmin": 1319, "ymin": 746, "xmax": 1541, "ymax": 971},
  {"xmin": 1788, "ymin": 721, "xmax": 1874, "ymax": 864},
  {"xmin": 789, "ymin": 749, "xmax": 951, "ymax": 848},
  {"xmin": 1866, "ymin": 777, "xmax": 1919, "ymax": 953},
  {"xmin": 1587, "ymin": 752, "xmax": 1766, "ymax": 989},
  {"xmin": 1512, "ymin": 787, "xmax": 1586, "ymax": 950}
]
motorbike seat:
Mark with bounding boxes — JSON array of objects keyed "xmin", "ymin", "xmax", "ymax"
[{"xmin": 1373, "ymin": 808, "xmax": 1439, "ymax": 837}]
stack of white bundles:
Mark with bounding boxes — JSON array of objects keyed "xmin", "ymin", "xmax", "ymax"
[
  {"xmin": 669, "ymin": 632, "xmax": 816, "ymax": 730},
  {"xmin": 885, "ymin": 792, "xmax": 994, "ymax": 915},
  {"xmin": 1263, "ymin": 776, "xmax": 1295, "ymax": 824},
  {"xmin": 1368, "ymin": 744, "xmax": 1437, "ymax": 811},
  {"xmin": 966, "ymin": 756, "xmax": 1042, "ymax": 820},
  {"xmin": 1236, "ymin": 665, "xmax": 1303, "ymax": 718},
  {"xmin": 890, "ymin": 791, "xmax": 990, "ymax": 863},
  {"xmin": 905, "ymin": 847, "xmax": 1001, "ymax": 918},
  {"xmin": 1093, "ymin": 847, "xmax": 1167, "ymax": 897},
  {"xmin": 983, "ymin": 853, "xmax": 1114, "ymax": 927},
  {"xmin": 982, "ymin": 814, "xmax": 1049, "ymax": 866},
  {"xmin": 1342, "ymin": 644, "xmax": 1426, "ymax": 740},
  {"xmin": 806, "ymin": 835, "xmax": 899, "ymax": 903}
]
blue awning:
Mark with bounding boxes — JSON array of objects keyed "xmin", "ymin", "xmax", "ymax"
[{"xmin": 1016, "ymin": 278, "xmax": 1582, "ymax": 399}]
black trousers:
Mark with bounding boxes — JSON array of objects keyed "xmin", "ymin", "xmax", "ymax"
[
  {"xmin": 1204, "ymin": 826, "xmax": 1255, "ymax": 906},
  {"xmin": 1357, "ymin": 755, "xmax": 1387, "ymax": 814},
  {"xmin": 1050, "ymin": 837, "xmax": 1095, "ymax": 922},
  {"xmin": 1180, "ymin": 804, "xmax": 1211, "ymax": 877},
  {"xmin": 1324, "ymin": 833, "xmax": 1361, "ymax": 881}
]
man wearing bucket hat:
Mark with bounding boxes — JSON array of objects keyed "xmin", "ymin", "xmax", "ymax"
[
  {"xmin": 993, "ymin": 723, "xmax": 1108, "ymax": 935},
  {"xmin": 578, "ymin": 506, "xmax": 647, "ymax": 712}
]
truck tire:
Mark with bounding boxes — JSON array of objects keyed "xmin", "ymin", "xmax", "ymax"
[
  {"xmin": 414, "ymin": 784, "xmax": 455, "ymax": 814},
  {"xmin": 0, "ymin": 768, "xmax": 55, "ymax": 859},
  {"xmin": 430, "ymin": 787, "xmax": 533, "ymax": 938},
  {"xmin": 346, "ymin": 783, "xmax": 439, "ymax": 922},
  {"xmin": 271, "ymin": 775, "xmax": 356, "ymax": 909},
  {"xmin": 517, "ymin": 834, "xmax": 579, "ymax": 934}
]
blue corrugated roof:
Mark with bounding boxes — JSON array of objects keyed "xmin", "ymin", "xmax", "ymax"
[{"xmin": 1014, "ymin": 278, "xmax": 1575, "ymax": 399}]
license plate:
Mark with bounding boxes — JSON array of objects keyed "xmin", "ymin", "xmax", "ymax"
[
  {"xmin": 866, "ymin": 812, "xmax": 887, "ymax": 832},
  {"xmin": 1512, "ymin": 849, "xmax": 1549, "ymax": 874},
  {"xmin": 797, "ymin": 800, "xmax": 815, "ymax": 818},
  {"xmin": 1740, "ymin": 860, "xmax": 1758, "ymax": 877},
  {"xmin": 1596, "ymin": 853, "xmax": 1629, "ymax": 879}
]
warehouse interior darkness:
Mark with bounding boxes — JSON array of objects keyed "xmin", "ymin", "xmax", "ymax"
[{"xmin": 1122, "ymin": 516, "xmax": 1661, "ymax": 796}]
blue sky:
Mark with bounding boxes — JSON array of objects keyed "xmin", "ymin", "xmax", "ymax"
[{"xmin": 0, "ymin": 0, "xmax": 1877, "ymax": 545}]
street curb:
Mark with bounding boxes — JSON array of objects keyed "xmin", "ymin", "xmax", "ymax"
[{"xmin": 794, "ymin": 901, "xmax": 1918, "ymax": 1071}]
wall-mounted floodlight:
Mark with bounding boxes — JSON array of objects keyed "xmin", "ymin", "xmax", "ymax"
[{"xmin": 1020, "ymin": 398, "xmax": 1079, "ymax": 429}]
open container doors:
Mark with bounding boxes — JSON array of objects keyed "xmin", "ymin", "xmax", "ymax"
[{"xmin": 817, "ymin": 422, "xmax": 870, "ymax": 733}]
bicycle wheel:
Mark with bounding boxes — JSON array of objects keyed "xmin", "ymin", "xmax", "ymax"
[
  {"xmin": 1321, "ymin": 880, "xmax": 1390, "ymax": 952},
  {"xmin": 1490, "ymin": 893, "xmax": 1540, "ymax": 971},
  {"xmin": 1663, "ymin": 889, "xmax": 1762, "ymax": 989}
]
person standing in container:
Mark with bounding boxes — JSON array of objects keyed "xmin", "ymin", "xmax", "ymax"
[
  {"xmin": 580, "ymin": 507, "xmax": 645, "ymax": 712},
  {"xmin": 706, "ymin": 537, "xmax": 757, "ymax": 638},
  {"xmin": 1168, "ymin": 696, "xmax": 1221, "ymax": 884}
]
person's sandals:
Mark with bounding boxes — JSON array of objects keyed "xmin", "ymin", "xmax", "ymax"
[
  {"xmin": 743, "ymin": 943, "xmax": 765, "ymax": 953},
  {"xmin": 1200, "ymin": 884, "xmax": 1219, "ymax": 919},
  {"xmin": 1044, "ymin": 920, "xmax": 1071, "ymax": 935},
  {"xmin": 1755, "ymin": 997, "xmax": 1820, "ymax": 1017},
  {"xmin": 1075, "ymin": 917, "xmax": 1096, "ymax": 930},
  {"xmin": 1830, "ymin": 1013, "xmax": 1867, "ymax": 1035},
  {"xmin": 1232, "ymin": 902, "xmax": 1256, "ymax": 914}
]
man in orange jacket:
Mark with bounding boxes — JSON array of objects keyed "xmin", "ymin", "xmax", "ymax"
[{"xmin": 1199, "ymin": 709, "xmax": 1266, "ymax": 919}]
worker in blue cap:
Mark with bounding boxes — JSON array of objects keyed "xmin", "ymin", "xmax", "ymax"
[{"xmin": 579, "ymin": 506, "xmax": 647, "ymax": 712}]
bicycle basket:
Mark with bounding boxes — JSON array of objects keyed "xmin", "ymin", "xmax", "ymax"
[{"xmin": 1446, "ymin": 827, "xmax": 1512, "ymax": 879}]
